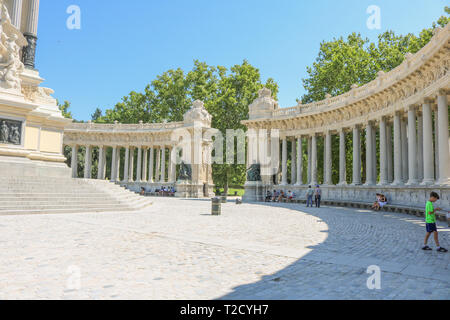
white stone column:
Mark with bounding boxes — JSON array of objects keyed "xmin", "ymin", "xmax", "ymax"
[
  {"xmin": 417, "ymin": 113, "xmax": 424, "ymax": 182},
  {"xmin": 407, "ymin": 106, "xmax": 418, "ymax": 185},
  {"xmin": 155, "ymin": 148, "xmax": 161, "ymax": 182},
  {"xmin": 111, "ymin": 146, "xmax": 117, "ymax": 182},
  {"xmin": 142, "ymin": 148, "xmax": 148, "ymax": 182},
  {"xmin": 365, "ymin": 122, "xmax": 375, "ymax": 185},
  {"xmin": 386, "ymin": 124, "xmax": 393, "ymax": 183},
  {"xmin": 169, "ymin": 147, "xmax": 176, "ymax": 183},
  {"xmin": 129, "ymin": 147, "xmax": 134, "ymax": 182},
  {"xmin": 281, "ymin": 138, "xmax": 288, "ymax": 185},
  {"xmin": 392, "ymin": 113, "xmax": 403, "ymax": 185},
  {"xmin": 338, "ymin": 129, "xmax": 347, "ymax": 185},
  {"xmin": 148, "ymin": 147, "xmax": 154, "ymax": 183},
  {"xmin": 311, "ymin": 134, "xmax": 318, "ymax": 186},
  {"xmin": 372, "ymin": 125, "xmax": 377, "ymax": 182},
  {"xmin": 352, "ymin": 126, "xmax": 361, "ymax": 185},
  {"xmin": 84, "ymin": 145, "xmax": 92, "ymax": 179},
  {"xmin": 379, "ymin": 117, "xmax": 388, "ymax": 185},
  {"xmin": 123, "ymin": 147, "xmax": 130, "ymax": 182},
  {"xmin": 71, "ymin": 145, "xmax": 78, "ymax": 178},
  {"xmin": 160, "ymin": 146, "xmax": 166, "ymax": 183},
  {"xmin": 307, "ymin": 137, "xmax": 312, "ymax": 185},
  {"xmin": 136, "ymin": 147, "xmax": 142, "ymax": 183},
  {"xmin": 437, "ymin": 92, "xmax": 450, "ymax": 185},
  {"xmin": 11, "ymin": 0, "xmax": 23, "ymax": 29},
  {"xmin": 422, "ymin": 102, "xmax": 435, "ymax": 185},
  {"xmin": 97, "ymin": 146, "xmax": 105, "ymax": 180},
  {"xmin": 25, "ymin": 0, "xmax": 40, "ymax": 35},
  {"xmin": 325, "ymin": 131, "xmax": 332, "ymax": 185},
  {"xmin": 116, "ymin": 147, "xmax": 121, "ymax": 182},
  {"xmin": 434, "ymin": 109, "xmax": 440, "ymax": 181},
  {"xmin": 295, "ymin": 137, "xmax": 303, "ymax": 185},
  {"xmin": 291, "ymin": 139, "xmax": 297, "ymax": 185},
  {"xmin": 401, "ymin": 117, "xmax": 409, "ymax": 183}
]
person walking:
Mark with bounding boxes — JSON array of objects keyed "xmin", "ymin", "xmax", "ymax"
[
  {"xmin": 306, "ymin": 186, "xmax": 314, "ymax": 207},
  {"xmin": 315, "ymin": 185, "xmax": 322, "ymax": 208}
]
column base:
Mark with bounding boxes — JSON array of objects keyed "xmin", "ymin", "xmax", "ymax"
[
  {"xmin": 437, "ymin": 178, "xmax": 450, "ymax": 186},
  {"xmin": 391, "ymin": 181, "xmax": 404, "ymax": 186},
  {"xmin": 337, "ymin": 182, "xmax": 348, "ymax": 186},
  {"xmin": 420, "ymin": 179, "xmax": 435, "ymax": 186},
  {"xmin": 377, "ymin": 181, "xmax": 389, "ymax": 186},
  {"xmin": 406, "ymin": 180, "xmax": 419, "ymax": 186}
]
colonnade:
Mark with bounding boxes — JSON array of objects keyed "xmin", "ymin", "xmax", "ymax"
[
  {"xmin": 69, "ymin": 144, "xmax": 178, "ymax": 185},
  {"xmin": 273, "ymin": 92, "xmax": 449, "ymax": 187}
]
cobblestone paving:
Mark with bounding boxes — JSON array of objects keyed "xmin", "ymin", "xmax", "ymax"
[{"xmin": 0, "ymin": 198, "xmax": 448, "ymax": 300}]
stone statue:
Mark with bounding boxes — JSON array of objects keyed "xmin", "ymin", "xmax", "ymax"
[
  {"xmin": 247, "ymin": 164, "xmax": 261, "ymax": 182},
  {"xmin": 0, "ymin": 120, "xmax": 9, "ymax": 143},
  {"xmin": 9, "ymin": 124, "xmax": 20, "ymax": 144},
  {"xmin": 178, "ymin": 161, "xmax": 192, "ymax": 181}
]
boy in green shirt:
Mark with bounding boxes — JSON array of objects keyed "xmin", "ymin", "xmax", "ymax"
[{"xmin": 422, "ymin": 192, "xmax": 447, "ymax": 252}]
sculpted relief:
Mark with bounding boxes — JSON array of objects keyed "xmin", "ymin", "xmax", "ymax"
[{"xmin": 0, "ymin": 118, "xmax": 22, "ymax": 145}]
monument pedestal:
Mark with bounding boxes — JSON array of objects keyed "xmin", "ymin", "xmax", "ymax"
[{"xmin": 243, "ymin": 181, "xmax": 265, "ymax": 202}]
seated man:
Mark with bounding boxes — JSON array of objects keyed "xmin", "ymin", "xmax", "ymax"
[
  {"xmin": 287, "ymin": 190, "xmax": 294, "ymax": 202},
  {"xmin": 265, "ymin": 190, "xmax": 272, "ymax": 202},
  {"xmin": 272, "ymin": 190, "xmax": 279, "ymax": 202}
]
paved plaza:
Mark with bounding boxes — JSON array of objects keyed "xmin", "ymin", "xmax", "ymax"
[{"xmin": 0, "ymin": 198, "xmax": 449, "ymax": 300}]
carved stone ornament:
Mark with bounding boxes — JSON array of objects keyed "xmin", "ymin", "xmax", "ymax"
[
  {"xmin": 0, "ymin": 118, "xmax": 22, "ymax": 145},
  {"xmin": 248, "ymin": 88, "xmax": 279, "ymax": 120},
  {"xmin": 0, "ymin": 2, "xmax": 27, "ymax": 92},
  {"xmin": 183, "ymin": 100, "xmax": 212, "ymax": 126}
]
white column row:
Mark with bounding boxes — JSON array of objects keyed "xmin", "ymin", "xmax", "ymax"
[{"xmin": 273, "ymin": 91, "xmax": 449, "ymax": 187}]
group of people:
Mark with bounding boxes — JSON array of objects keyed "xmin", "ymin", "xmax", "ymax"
[
  {"xmin": 140, "ymin": 186, "xmax": 176, "ymax": 197},
  {"xmin": 265, "ymin": 185, "xmax": 323, "ymax": 208},
  {"xmin": 306, "ymin": 185, "xmax": 322, "ymax": 208},
  {"xmin": 265, "ymin": 190, "xmax": 296, "ymax": 203}
]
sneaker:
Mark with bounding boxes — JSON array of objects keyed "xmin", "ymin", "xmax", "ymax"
[
  {"xmin": 437, "ymin": 247, "xmax": 448, "ymax": 253},
  {"xmin": 422, "ymin": 246, "xmax": 432, "ymax": 251}
]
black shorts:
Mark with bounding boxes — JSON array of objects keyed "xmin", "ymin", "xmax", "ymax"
[{"xmin": 426, "ymin": 223, "xmax": 437, "ymax": 233}]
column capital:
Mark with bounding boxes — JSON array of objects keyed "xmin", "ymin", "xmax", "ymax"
[{"xmin": 436, "ymin": 88, "xmax": 450, "ymax": 97}]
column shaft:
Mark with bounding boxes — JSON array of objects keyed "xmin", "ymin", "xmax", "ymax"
[
  {"xmin": 11, "ymin": 0, "xmax": 23, "ymax": 29},
  {"xmin": 311, "ymin": 135, "xmax": 318, "ymax": 186},
  {"xmin": 155, "ymin": 148, "xmax": 161, "ymax": 182},
  {"xmin": 123, "ymin": 147, "xmax": 130, "ymax": 182},
  {"xmin": 136, "ymin": 147, "xmax": 142, "ymax": 182},
  {"xmin": 149, "ymin": 147, "xmax": 154, "ymax": 183},
  {"xmin": 437, "ymin": 93, "xmax": 450, "ymax": 185},
  {"xmin": 296, "ymin": 138, "xmax": 303, "ymax": 185},
  {"xmin": 401, "ymin": 117, "xmax": 408, "ymax": 182},
  {"xmin": 379, "ymin": 118, "xmax": 388, "ymax": 185},
  {"xmin": 291, "ymin": 139, "xmax": 297, "ymax": 185},
  {"xmin": 393, "ymin": 113, "xmax": 403, "ymax": 185},
  {"xmin": 325, "ymin": 132, "xmax": 332, "ymax": 185},
  {"xmin": 142, "ymin": 148, "xmax": 148, "ymax": 182},
  {"xmin": 71, "ymin": 145, "xmax": 78, "ymax": 178},
  {"xmin": 160, "ymin": 147, "xmax": 166, "ymax": 183},
  {"xmin": 281, "ymin": 138, "xmax": 287, "ymax": 185},
  {"xmin": 352, "ymin": 127, "xmax": 361, "ymax": 185},
  {"xmin": 84, "ymin": 146, "xmax": 91, "ymax": 179},
  {"xmin": 365, "ymin": 123, "xmax": 375, "ymax": 185},
  {"xmin": 386, "ymin": 124, "xmax": 393, "ymax": 183},
  {"xmin": 407, "ymin": 107, "xmax": 418, "ymax": 185},
  {"xmin": 417, "ymin": 114, "xmax": 424, "ymax": 182},
  {"xmin": 111, "ymin": 147, "xmax": 117, "ymax": 182},
  {"xmin": 129, "ymin": 148, "xmax": 134, "ymax": 182},
  {"xmin": 422, "ymin": 103, "xmax": 435, "ymax": 184},
  {"xmin": 97, "ymin": 146, "xmax": 104, "ymax": 180},
  {"xmin": 339, "ymin": 130, "xmax": 346, "ymax": 185}
]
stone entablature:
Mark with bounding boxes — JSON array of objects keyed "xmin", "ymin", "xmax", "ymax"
[{"xmin": 63, "ymin": 101, "xmax": 215, "ymax": 199}]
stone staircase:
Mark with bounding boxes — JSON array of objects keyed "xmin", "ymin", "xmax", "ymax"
[{"xmin": 0, "ymin": 177, "xmax": 153, "ymax": 216}]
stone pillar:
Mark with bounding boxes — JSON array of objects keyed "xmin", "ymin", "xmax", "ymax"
[
  {"xmin": 148, "ymin": 147, "xmax": 154, "ymax": 183},
  {"xmin": 401, "ymin": 117, "xmax": 409, "ymax": 183},
  {"xmin": 338, "ymin": 129, "xmax": 346, "ymax": 185},
  {"xmin": 123, "ymin": 147, "xmax": 130, "ymax": 182},
  {"xmin": 434, "ymin": 109, "xmax": 440, "ymax": 181},
  {"xmin": 372, "ymin": 126, "xmax": 377, "ymax": 182},
  {"xmin": 71, "ymin": 145, "xmax": 78, "ymax": 178},
  {"xmin": 84, "ymin": 145, "xmax": 92, "ymax": 179},
  {"xmin": 386, "ymin": 124, "xmax": 393, "ymax": 183},
  {"xmin": 281, "ymin": 138, "xmax": 288, "ymax": 185},
  {"xmin": 97, "ymin": 146, "xmax": 105, "ymax": 180},
  {"xmin": 407, "ymin": 106, "xmax": 418, "ymax": 185},
  {"xmin": 307, "ymin": 137, "xmax": 312, "ymax": 185},
  {"xmin": 311, "ymin": 134, "xmax": 318, "ymax": 186},
  {"xmin": 437, "ymin": 92, "xmax": 449, "ymax": 185},
  {"xmin": 417, "ymin": 113, "xmax": 424, "ymax": 182},
  {"xmin": 23, "ymin": 0, "xmax": 40, "ymax": 69},
  {"xmin": 352, "ymin": 126, "xmax": 361, "ymax": 185},
  {"xmin": 160, "ymin": 146, "xmax": 166, "ymax": 183},
  {"xmin": 136, "ymin": 147, "xmax": 142, "ymax": 183},
  {"xmin": 111, "ymin": 146, "xmax": 117, "ymax": 182},
  {"xmin": 116, "ymin": 147, "xmax": 121, "ymax": 182},
  {"xmin": 422, "ymin": 102, "xmax": 435, "ymax": 185},
  {"xmin": 155, "ymin": 148, "xmax": 161, "ymax": 182},
  {"xmin": 365, "ymin": 122, "xmax": 375, "ymax": 185},
  {"xmin": 291, "ymin": 139, "xmax": 297, "ymax": 185},
  {"xmin": 379, "ymin": 117, "xmax": 388, "ymax": 185},
  {"xmin": 11, "ymin": 0, "xmax": 23, "ymax": 29},
  {"xmin": 392, "ymin": 113, "xmax": 403, "ymax": 185},
  {"xmin": 129, "ymin": 147, "xmax": 135, "ymax": 182},
  {"xmin": 142, "ymin": 148, "xmax": 148, "ymax": 182},
  {"xmin": 295, "ymin": 137, "xmax": 303, "ymax": 185},
  {"xmin": 169, "ymin": 147, "xmax": 176, "ymax": 183},
  {"xmin": 325, "ymin": 131, "xmax": 332, "ymax": 185}
]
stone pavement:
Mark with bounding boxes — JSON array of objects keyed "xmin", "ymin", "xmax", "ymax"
[{"xmin": 0, "ymin": 198, "xmax": 448, "ymax": 300}]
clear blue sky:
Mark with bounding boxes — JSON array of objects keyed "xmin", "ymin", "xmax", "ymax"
[{"xmin": 37, "ymin": 0, "xmax": 448, "ymax": 121}]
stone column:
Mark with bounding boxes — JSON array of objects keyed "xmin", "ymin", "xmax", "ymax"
[
  {"xmin": 407, "ymin": 106, "xmax": 418, "ymax": 185},
  {"xmin": 116, "ymin": 147, "xmax": 121, "ymax": 182},
  {"xmin": 291, "ymin": 139, "xmax": 297, "ymax": 185},
  {"xmin": 160, "ymin": 146, "xmax": 166, "ymax": 183},
  {"xmin": 136, "ymin": 147, "xmax": 142, "ymax": 183},
  {"xmin": 401, "ymin": 117, "xmax": 409, "ymax": 183},
  {"xmin": 155, "ymin": 148, "xmax": 161, "ymax": 182},
  {"xmin": 23, "ymin": 0, "xmax": 40, "ymax": 69},
  {"xmin": 169, "ymin": 147, "xmax": 177, "ymax": 183},
  {"xmin": 123, "ymin": 147, "xmax": 130, "ymax": 182},
  {"xmin": 352, "ymin": 126, "xmax": 361, "ymax": 185},
  {"xmin": 71, "ymin": 145, "xmax": 78, "ymax": 178},
  {"xmin": 437, "ymin": 92, "xmax": 449, "ymax": 185},
  {"xmin": 295, "ymin": 137, "xmax": 303, "ymax": 185},
  {"xmin": 422, "ymin": 102, "xmax": 435, "ymax": 185},
  {"xmin": 307, "ymin": 137, "xmax": 312, "ymax": 185},
  {"xmin": 11, "ymin": 0, "xmax": 23, "ymax": 29},
  {"xmin": 392, "ymin": 113, "xmax": 403, "ymax": 185},
  {"xmin": 338, "ymin": 129, "xmax": 347, "ymax": 185},
  {"xmin": 142, "ymin": 148, "xmax": 148, "ymax": 182},
  {"xmin": 434, "ymin": 109, "xmax": 440, "ymax": 181},
  {"xmin": 325, "ymin": 131, "xmax": 332, "ymax": 185},
  {"xmin": 372, "ymin": 125, "xmax": 377, "ymax": 182},
  {"xmin": 365, "ymin": 122, "xmax": 375, "ymax": 185},
  {"xmin": 386, "ymin": 124, "xmax": 393, "ymax": 183},
  {"xmin": 129, "ymin": 147, "xmax": 135, "ymax": 182},
  {"xmin": 281, "ymin": 138, "xmax": 288, "ymax": 185},
  {"xmin": 311, "ymin": 135, "xmax": 318, "ymax": 186},
  {"xmin": 379, "ymin": 117, "xmax": 388, "ymax": 185},
  {"xmin": 148, "ymin": 147, "xmax": 154, "ymax": 183},
  {"xmin": 111, "ymin": 146, "xmax": 117, "ymax": 182},
  {"xmin": 97, "ymin": 146, "xmax": 105, "ymax": 180},
  {"xmin": 84, "ymin": 145, "xmax": 92, "ymax": 179},
  {"xmin": 417, "ymin": 113, "xmax": 424, "ymax": 182}
]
